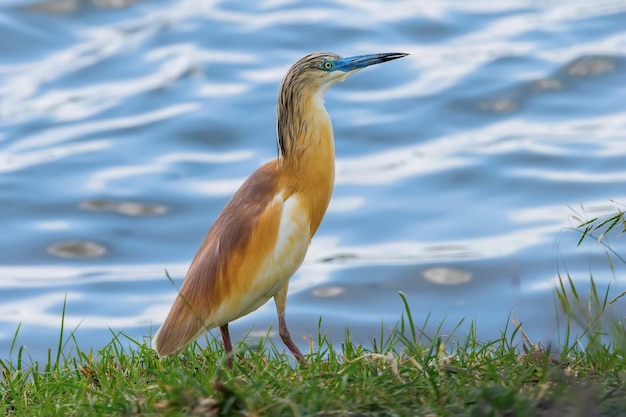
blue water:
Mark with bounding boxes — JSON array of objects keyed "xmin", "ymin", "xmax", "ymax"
[{"xmin": 1, "ymin": 0, "xmax": 626, "ymax": 364}]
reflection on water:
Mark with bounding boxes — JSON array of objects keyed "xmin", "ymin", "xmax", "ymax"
[
  {"xmin": 80, "ymin": 199, "xmax": 168, "ymax": 216},
  {"xmin": 422, "ymin": 267, "xmax": 472, "ymax": 286},
  {"xmin": 312, "ymin": 286, "xmax": 344, "ymax": 298},
  {"xmin": 47, "ymin": 240, "xmax": 107, "ymax": 258},
  {"xmin": 27, "ymin": 0, "xmax": 141, "ymax": 14},
  {"xmin": 566, "ymin": 56, "xmax": 616, "ymax": 76},
  {"xmin": 1, "ymin": 0, "xmax": 626, "ymax": 363}
]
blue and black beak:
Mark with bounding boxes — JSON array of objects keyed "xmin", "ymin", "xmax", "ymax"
[{"xmin": 333, "ymin": 52, "xmax": 409, "ymax": 72}]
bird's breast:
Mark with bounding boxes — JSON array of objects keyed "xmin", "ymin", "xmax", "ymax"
[
  {"xmin": 252, "ymin": 194, "xmax": 310, "ymax": 295},
  {"xmin": 213, "ymin": 193, "xmax": 310, "ymax": 323}
]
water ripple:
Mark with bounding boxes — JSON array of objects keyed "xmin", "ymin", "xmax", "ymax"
[{"xmin": 2, "ymin": 0, "xmax": 626, "ymax": 362}]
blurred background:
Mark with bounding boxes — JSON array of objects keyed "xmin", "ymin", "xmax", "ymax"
[{"xmin": 1, "ymin": 0, "xmax": 625, "ymax": 364}]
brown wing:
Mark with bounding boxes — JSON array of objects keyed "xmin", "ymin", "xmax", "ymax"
[{"xmin": 152, "ymin": 161, "xmax": 302, "ymax": 356}]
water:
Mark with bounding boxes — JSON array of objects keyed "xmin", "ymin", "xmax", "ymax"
[{"xmin": 1, "ymin": 0, "xmax": 626, "ymax": 364}]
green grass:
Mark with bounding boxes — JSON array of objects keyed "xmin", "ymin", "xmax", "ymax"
[
  {"xmin": 1, "ymin": 211, "xmax": 625, "ymax": 416},
  {"xmin": 1, "ymin": 289, "xmax": 624, "ymax": 417}
]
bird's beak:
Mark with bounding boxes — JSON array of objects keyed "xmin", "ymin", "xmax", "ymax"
[{"xmin": 334, "ymin": 52, "xmax": 409, "ymax": 72}]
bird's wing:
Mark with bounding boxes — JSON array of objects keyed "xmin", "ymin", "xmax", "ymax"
[{"xmin": 152, "ymin": 162, "xmax": 310, "ymax": 356}]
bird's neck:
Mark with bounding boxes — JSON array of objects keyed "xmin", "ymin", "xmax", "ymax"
[{"xmin": 277, "ymin": 95, "xmax": 336, "ymax": 236}]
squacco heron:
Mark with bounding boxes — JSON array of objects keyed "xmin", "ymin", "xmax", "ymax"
[{"xmin": 152, "ymin": 52, "xmax": 408, "ymax": 365}]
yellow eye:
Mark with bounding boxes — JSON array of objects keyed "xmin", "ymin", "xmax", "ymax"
[{"xmin": 322, "ymin": 61, "xmax": 333, "ymax": 70}]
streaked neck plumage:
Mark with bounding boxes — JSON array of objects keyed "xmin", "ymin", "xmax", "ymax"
[
  {"xmin": 275, "ymin": 71, "xmax": 336, "ymax": 237},
  {"xmin": 276, "ymin": 74, "xmax": 334, "ymax": 160}
]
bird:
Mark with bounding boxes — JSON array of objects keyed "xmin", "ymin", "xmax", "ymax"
[{"xmin": 152, "ymin": 51, "xmax": 408, "ymax": 366}]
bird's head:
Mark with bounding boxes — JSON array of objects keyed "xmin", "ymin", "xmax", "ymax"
[
  {"xmin": 280, "ymin": 52, "xmax": 409, "ymax": 100},
  {"xmin": 276, "ymin": 51, "xmax": 408, "ymax": 158}
]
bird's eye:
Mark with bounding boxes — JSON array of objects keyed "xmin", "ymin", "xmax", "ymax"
[{"xmin": 321, "ymin": 61, "xmax": 333, "ymax": 70}]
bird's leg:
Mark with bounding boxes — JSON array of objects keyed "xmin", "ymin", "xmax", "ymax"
[
  {"xmin": 278, "ymin": 313, "xmax": 305, "ymax": 363},
  {"xmin": 219, "ymin": 323, "xmax": 233, "ymax": 369},
  {"xmin": 274, "ymin": 283, "xmax": 306, "ymax": 363}
]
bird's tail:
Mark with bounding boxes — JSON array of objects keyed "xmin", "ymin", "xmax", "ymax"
[{"xmin": 151, "ymin": 292, "xmax": 214, "ymax": 356}]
